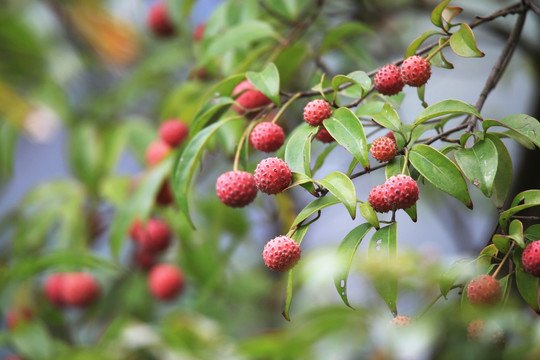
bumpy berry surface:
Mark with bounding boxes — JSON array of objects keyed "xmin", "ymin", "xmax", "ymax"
[
  {"xmin": 148, "ymin": 264, "xmax": 184, "ymax": 300},
  {"xmin": 316, "ymin": 129, "xmax": 334, "ymax": 143},
  {"xmin": 249, "ymin": 122, "xmax": 285, "ymax": 152},
  {"xmin": 390, "ymin": 315, "xmax": 413, "ymax": 327},
  {"xmin": 137, "ymin": 218, "xmax": 171, "ymax": 253},
  {"xmin": 145, "ymin": 140, "xmax": 171, "ymax": 167},
  {"xmin": 61, "ymin": 273, "xmax": 100, "ymax": 307},
  {"xmin": 522, "ymin": 240, "xmax": 540, "ymax": 277},
  {"xmin": 374, "ymin": 64, "xmax": 405, "ymax": 95},
  {"xmin": 401, "ymin": 55, "xmax": 431, "ymax": 87},
  {"xmin": 370, "ymin": 136, "xmax": 398, "ymax": 162},
  {"xmin": 232, "ymin": 80, "xmax": 272, "ymax": 115},
  {"xmin": 467, "ymin": 320, "xmax": 505, "ymax": 348},
  {"xmin": 467, "ymin": 275, "xmax": 501, "ymax": 306},
  {"xmin": 44, "ymin": 273, "xmax": 65, "ymax": 307},
  {"xmin": 147, "ymin": 2, "xmax": 175, "ymax": 38},
  {"xmin": 263, "ymin": 236, "xmax": 301, "ymax": 272},
  {"xmin": 254, "ymin": 157, "xmax": 292, "ymax": 194},
  {"xmin": 216, "ymin": 171, "xmax": 258, "ymax": 207},
  {"xmin": 369, "ymin": 185, "xmax": 392, "ymax": 213},
  {"xmin": 159, "ymin": 120, "xmax": 189, "ymax": 147},
  {"xmin": 384, "ymin": 175, "xmax": 419, "ymax": 210},
  {"xmin": 303, "ymin": 99, "xmax": 332, "ymax": 127}
]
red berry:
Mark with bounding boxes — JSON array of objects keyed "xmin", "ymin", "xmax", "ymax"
[
  {"xmin": 467, "ymin": 275, "xmax": 501, "ymax": 307},
  {"xmin": 145, "ymin": 140, "xmax": 171, "ymax": 167},
  {"xmin": 374, "ymin": 64, "xmax": 405, "ymax": 95},
  {"xmin": 216, "ymin": 171, "xmax": 258, "ymax": 207},
  {"xmin": 368, "ymin": 185, "xmax": 392, "ymax": 213},
  {"xmin": 385, "ymin": 131, "xmax": 396, "ymax": 142},
  {"xmin": 61, "ymin": 273, "xmax": 100, "ymax": 307},
  {"xmin": 262, "ymin": 236, "xmax": 301, "ymax": 272},
  {"xmin": 159, "ymin": 120, "xmax": 189, "ymax": 148},
  {"xmin": 370, "ymin": 136, "xmax": 398, "ymax": 162},
  {"xmin": 147, "ymin": 1, "xmax": 175, "ymax": 38},
  {"xmin": 193, "ymin": 23, "xmax": 205, "ymax": 42},
  {"xmin": 316, "ymin": 128, "xmax": 334, "ymax": 143},
  {"xmin": 390, "ymin": 315, "xmax": 413, "ymax": 327},
  {"xmin": 249, "ymin": 122, "xmax": 285, "ymax": 153},
  {"xmin": 232, "ymin": 80, "xmax": 272, "ymax": 115},
  {"xmin": 156, "ymin": 179, "xmax": 174, "ymax": 206},
  {"xmin": 254, "ymin": 157, "xmax": 292, "ymax": 194},
  {"xmin": 137, "ymin": 218, "xmax": 171, "ymax": 253},
  {"xmin": 401, "ymin": 55, "xmax": 431, "ymax": 87},
  {"xmin": 148, "ymin": 264, "xmax": 184, "ymax": 300},
  {"xmin": 6, "ymin": 308, "xmax": 32, "ymax": 330},
  {"xmin": 384, "ymin": 175, "xmax": 419, "ymax": 210},
  {"xmin": 44, "ymin": 273, "xmax": 65, "ymax": 307},
  {"xmin": 467, "ymin": 320, "xmax": 505, "ymax": 348},
  {"xmin": 303, "ymin": 99, "xmax": 332, "ymax": 127},
  {"xmin": 522, "ymin": 240, "xmax": 540, "ymax": 277},
  {"xmin": 133, "ymin": 248, "xmax": 157, "ymax": 271}
]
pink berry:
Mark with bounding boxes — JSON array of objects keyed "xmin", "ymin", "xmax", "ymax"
[
  {"xmin": 137, "ymin": 218, "xmax": 171, "ymax": 253},
  {"xmin": 374, "ymin": 64, "xmax": 405, "ymax": 95},
  {"xmin": 249, "ymin": 122, "xmax": 285, "ymax": 152},
  {"xmin": 133, "ymin": 248, "xmax": 157, "ymax": 271},
  {"xmin": 316, "ymin": 128, "xmax": 335, "ymax": 143},
  {"xmin": 303, "ymin": 99, "xmax": 332, "ymax": 127},
  {"xmin": 368, "ymin": 184, "xmax": 392, "ymax": 213},
  {"xmin": 145, "ymin": 140, "xmax": 171, "ymax": 167},
  {"xmin": 262, "ymin": 236, "xmax": 301, "ymax": 272},
  {"xmin": 522, "ymin": 240, "xmax": 540, "ymax": 277},
  {"xmin": 232, "ymin": 80, "xmax": 272, "ymax": 115},
  {"xmin": 384, "ymin": 175, "xmax": 419, "ymax": 210},
  {"xmin": 401, "ymin": 55, "xmax": 431, "ymax": 87},
  {"xmin": 370, "ymin": 136, "xmax": 398, "ymax": 162},
  {"xmin": 61, "ymin": 273, "xmax": 100, "ymax": 307},
  {"xmin": 159, "ymin": 120, "xmax": 189, "ymax": 148},
  {"xmin": 254, "ymin": 157, "xmax": 292, "ymax": 195},
  {"xmin": 390, "ymin": 315, "xmax": 413, "ymax": 327},
  {"xmin": 148, "ymin": 264, "xmax": 184, "ymax": 300},
  {"xmin": 44, "ymin": 273, "xmax": 65, "ymax": 307},
  {"xmin": 466, "ymin": 275, "xmax": 501, "ymax": 307},
  {"xmin": 216, "ymin": 171, "xmax": 258, "ymax": 207},
  {"xmin": 385, "ymin": 131, "xmax": 396, "ymax": 142},
  {"xmin": 147, "ymin": 1, "xmax": 175, "ymax": 38}
]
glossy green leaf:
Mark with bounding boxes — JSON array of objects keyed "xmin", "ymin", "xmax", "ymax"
[
  {"xmin": 173, "ymin": 118, "xmax": 241, "ymax": 228},
  {"xmin": 516, "ymin": 268, "xmax": 540, "ymax": 313},
  {"xmin": 359, "ymin": 202, "xmax": 379, "ymax": 229},
  {"xmin": 334, "ymin": 223, "xmax": 373, "ymax": 308},
  {"xmin": 291, "ymin": 194, "xmax": 341, "ymax": 228},
  {"xmin": 509, "ymin": 219, "xmax": 525, "ymax": 248},
  {"xmin": 477, "ymin": 244, "xmax": 498, "ymax": 269},
  {"xmin": 492, "ymin": 235, "xmax": 511, "ymax": 254},
  {"xmin": 500, "ymin": 190, "xmax": 540, "ymax": 230},
  {"xmin": 410, "ymin": 144, "xmax": 472, "ymax": 209},
  {"xmin": 431, "ymin": 0, "xmax": 452, "ymax": 28},
  {"xmin": 483, "ymin": 114, "xmax": 540, "ymax": 148},
  {"xmin": 321, "ymin": 22, "xmax": 372, "ymax": 52},
  {"xmin": 367, "ymin": 223, "xmax": 398, "ymax": 313},
  {"xmin": 525, "ymin": 225, "xmax": 540, "ymax": 241},
  {"xmin": 246, "ymin": 63, "xmax": 281, "ymax": 106},
  {"xmin": 414, "ymin": 99, "xmax": 481, "ymax": 126},
  {"xmin": 288, "ymin": 172, "xmax": 313, "ymax": 190},
  {"xmin": 324, "ymin": 108, "xmax": 370, "ymax": 170},
  {"xmin": 318, "ymin": 171, "xmax": 357, "ymax": 219},
  {"xmin": 454, "ymin": 139, "xmax": 498, "ymax": 197},
  {"xmin": 356, "ymin": 101, "xmax": 385, "ymax": 118},
  {"xmin": 484, "ymin": 134, "xmax": 513, "ymax": 208},
  {"xmin": 371, "ymin": 103, "xmax": 402, "ymax": 132},
  {"xmin": 284, "ymin": 123, "xmax": 318, "ymax": 176},
  {"xmin": 450, "ymin": 23, "xmax": 484, "ymax": 57},
  {"xmin": 405, "ymin": 30, "xmax": 442, "ymax": 58}
]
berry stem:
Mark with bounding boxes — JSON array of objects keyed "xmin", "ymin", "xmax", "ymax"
[
  {"xmin": 233, "ymin": 121, "xmax": 254, "ymax": 171},
  {"xmin": 401, "ymin": 148, "xmax": 409, "ymax": 175},
  {"xmin": 492, "ymin": 242, "xmax": 515, "ymax": 279},
  {"xmin": 425, "ymin": 37, "xmax": 451, "ymax": 62},
  {"xmin": 272, "ymin": 92, "xmax": 301, "ymax": 124}
]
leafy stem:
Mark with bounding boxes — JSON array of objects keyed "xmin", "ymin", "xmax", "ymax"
[
  {"xmin": 492, "ymin": 242, "xmax": 515, "ymax": 278},
  {"xmin": 425, "ymin": 37, "xmax": 451, "ymax": 62}
]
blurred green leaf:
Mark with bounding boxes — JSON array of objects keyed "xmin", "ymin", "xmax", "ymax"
[
  {"xmin": 190, "ymin": 97, "xmax": 235, "ymax": 136},
  {"xmin": 317, "ymin": 171, "xmax": 357, "ymax": 219},
  {"xmin": 247, "ymin": 63, "xmax": 281, "ymax": 106},
  {"xmin": 414, "ymin": 99, "xmax": 481, "ymax": 126},
  {"xmin": 440, "ymin": 260, "xmax": 468, "ymax": 298},
  {"xmin": 321, "ymin": 23, "xmax": 371, "ymax": 53},
  {"xmin": 371, "ymin": 103, "xmax": 402, "ymax": 132},
  {"xmin": 450, "ymin": 23, "xmax": 484, "ymax": 57},
  {"xmin": 10, "ymin": 322, "xmax": 54, "ymax": 360},
  {"xmin": 0, "ymin": 120, "xmax": 18, "ymax": 184},
  {"xmin": 454, "ymin": 139, "xmax": 498, "ymax": 197},
  {"xmin": 274, "ymin": 43, "xmax": 309, "ymax": 86}
]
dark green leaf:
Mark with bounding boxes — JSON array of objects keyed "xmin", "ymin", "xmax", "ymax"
[
  {"xmin": 450, "ymin": 23, "xmax": 484, "ymax": 57},
  {"xmin": 334, "ymin": 223, "xmax": 373, "ymax": 307},
  {"xmin": 492, "ymin": 235, "xmax": 511, "ymax": 254},
  {"xmin": 409, "ymin": 144, "xmax": 473, "ymax": 209},
  {"xmin": 284, "ymin": 123, "xmax": 318, "ymax": 176},
  {"xmin": 483, "ymin": 114, "xmax": 540, "ymax": 148},
  {"xmin": 321, "ymin": 23, "xmax": 372, "ymax": 53},
  {"xmin": 405, "ymin": 30, "xmax": 442, "ymax": 58},
  {"xmin": 371, "ymin": 103, "xmax": 402, "ymax": 132},
  {"xmin": 499, "ymin": 190, "xmax": 540, "ymax": 230},
  {"xmin": 414, "ymin": 99, "xmax": 481, "ymax": 126},
  {"xmin": 525, "ymin": 225, "xmax": 540, "ymax": 241},
  {"xmin": 516, "ymin": 268, "xmax": 540, "ymax": 313},
  {"xmin": 318, "ymin": 171, "xmax": 357, "ymax": 219},
  {"xmin": 359, "ymin": 202, "xmax": 379, "ymax": 229},
  {"xmin": 291, "ymin": 195, "xmax": 341, "ymax": 228},
  {"xmin": 431, "ymin": 0, "xmax": 452, "ymax": 28},
  {"xmin": 454, "ymin": 139, "xmax": 498, "ymax": 197},
  {"xmin": 485, "ymin": 134, "xmax": 513, "ymax": 208},
  {"xmin": 246, "ymin": 62, "xmax": 281, "ymax": 106}
]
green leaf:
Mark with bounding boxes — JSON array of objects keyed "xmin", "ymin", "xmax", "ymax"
[
  {"xmin": 385, "ymin": 155, "xmax": 408, "ymax": 178},
  {"xmin": 321, "ymin": 22, "xmax": 372, "ymax": 53},
  {"xmin": 450, "ymin": 23, "xmax": 485, "ymax": 57},
  {"xmin": 483, "ymin": 114, "xmax": 540, "ymax": 148},
  {"xmin": 509, "ymin": 219, "xmax": 525, "ymax": 248},
  {"xmin": 414, "ymin": 99, "xmax": 481, "ymax": 126},
  {"xmin": 431, "ymin": 0, "xmax": 452, "ymax": 28},
  {"xmin": 367, "ymin": 223, "xmax": 398, "ymax": 313},
  {"xmin": 484, "ymin": 134, "xmax": 512, "ymax": 208},
  {"xmin": 332, "ymin": 71, "xmax": 371, "ymax": 99},
  {"xmin": 288, "ymin": 172, "xmax": 313, "ymax": 189},
  {"xmin": 516, "ymin": 268, "xmax": 540, "ymax": 313},
  {"xmin": 405, "ymin": 30, "xmax": 442, "ymax": 58},
  {"xmin": 371, "ymin": 103, "xmax": 402, "ymax": 132},
  {"xmin": 172, "ymin": 118, "xmax": 241, "ymax": 228},
  {"xmin": 284, "ymin": 123, "xmax": 318, "ymax": 176},
  {"xmin": 201, "ymin": 20, "xmax": 277, "ymax": 64},
  {"xmin": 10, "ymin": 322, "xmax": 54, "ymax": 360},
  {"xmin": 409, "ymin": 144, "xmax": 473, "ymax": 209},
  {"xmin": 359, "ymin": 202, "xmax": 380, "ymax": 229},
  {"xmin": 427, "ymin": 38, "xmax": 454, "ymax": 69},
  {"xmin": 525, "ymin": 225, "xmax": 540, "ymax": 241},
  {"xmin": 454, "ymin": 139, "xmax": 498, "ymax": 197},
  {"xmin": 492, "ymin": 235, "xmax": 511, "ymax": 254},
  {"xmin": 477, "ymin": 244, "xmax": 498, "ymax": 269},
  {"xmin": 499, "ymin": 190, "xmax": 540, "ymax": 230},
  {"xmin": 291, "ymin": 195, "xmax": 341, "ymax": 228},
  {"xmin": 356, "ymin": 101, "xmax": 385, "ymax": 118},
  {"xmin": 0, "ymin": 121, "xmax": 18, "ymax": 184},
  {"xmin": 318, "ymin": 171, "xmax": 357, "ymax": 219},
  {"xmin": 190, "ymin": 97, "xmax": 235, "ymax": 136},
  {"xmin": 246, "ymin": 63, "xmax": 281, "ymax": 106},
  {"xmin": 324, "ymin": 108, "xmax": 370, "ymax": 170},
  {"xmin": 334, "ymin": 223, "xmax": 373, "ymax": 308},
  {"xmin": 440, "ymin": 260, "xmax": 469, "ymax": 297}
]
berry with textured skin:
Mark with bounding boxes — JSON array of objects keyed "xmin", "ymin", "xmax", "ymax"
[
  {"xmin": 522, "ymin": 240, "xmax": 540, "ymax": 277},
  {"xmin": 156, "ymin": 179, "xmax": 174, "ymax": 206},
  {"xmin": 147, "ymin": 2, "xmax": 175, "ymax": 38},
  {"xmin": 385, "ymin": 131, "xmax": 396, "ymax": 142},
  {"xmin": 369, "ymin": 185, "xmax": 392, "ymax": 213},
  {"xmin": 159, "ymin": 120, "xmax": 189, "ymax": 148},
  {"xmin": 249, "ymin": 122, "xmax": 285, "ymax": 152},
  {"xmin": 467, "ymin": 320, "xmax": 505, "ymax": 349},
  {"xmin": 467, "ymin": 275, "xmax": 501, "ymax": 306},
  {"xmin": 401, "ymin": 55, "xmax": 431, "ymax": 87},
  {"xmin": 254, "ymin": 157, "xmax": 292, "ymax": 194},
  {"xmin": 370, "ymin": 136, "xmax": 398, "ymax": 162},
  {"xmin": 44, "ymin": 273, "xmax": 65, "ymax": 307},
  {"xmin": 193, "ymin": 23, "xmax": 205, "ymax": 42},
  {"xmin": 6, "ymin": 308, "xmax": 32, "ymax": 330},
  {"xmin": 148, "ymin": 264, "xmax": 184, "ymax": 300},
  {"xmin": 145, "ymin": 140, "xmax": 171, "ymax": 167},
  {"xmin": 137, "ymin": 218, "xmax": 171, "ymax": 253},
  {"xmin": 374, "ymin": 64, "xmax": 405, "ymax": 95},
  {"xmin": 232, "ymin": 80, "xmax": 272, "ymax": 115},
  {"xmin": 263, "ymin": 236, "xmax": 301, "ymax": 272},
  {"xmin": 316, "ymin": 128, "xmax": 334, "ymax": 143},
  {"xmin": 390, "ymin": 315, "xmax": 413, "ymax": 327},
  {"xmin": 216, "ymin": 171, "xmax": 258, "ymax": 207},
  {"xmin": 303, "ymin": 99, "xmax": 332, "ymax": 127},
  {"xmin": 61, "ymin": 273, "xmax": 100, "ymax": 307},
  {"xmin": 384, "ymin": 175, "xmax": 419, "ymax": 210}
]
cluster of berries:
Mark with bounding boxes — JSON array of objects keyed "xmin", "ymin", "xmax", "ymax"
[
  {"xmin": 374, "ymin": 55, "xmax": 431, "ymax": 96},
  {"xmin": 44, "ymin": 272, "xmax": 100, "ymax": 308},
  {"xmin": 303, "ymin": 99, "xmax": 335, "ymax": 143},
  {"xmin": 369, "ymin": 174, "xmax": 419, "ymax": 213},
  {"xmin": 147, "ymin": 1, "xmax": 205, "ymax": 42}
]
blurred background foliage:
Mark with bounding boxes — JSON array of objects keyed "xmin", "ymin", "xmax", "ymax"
[{"xmin": 0, "ymin": 0, "xmax": 540, "ymax": 359}]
